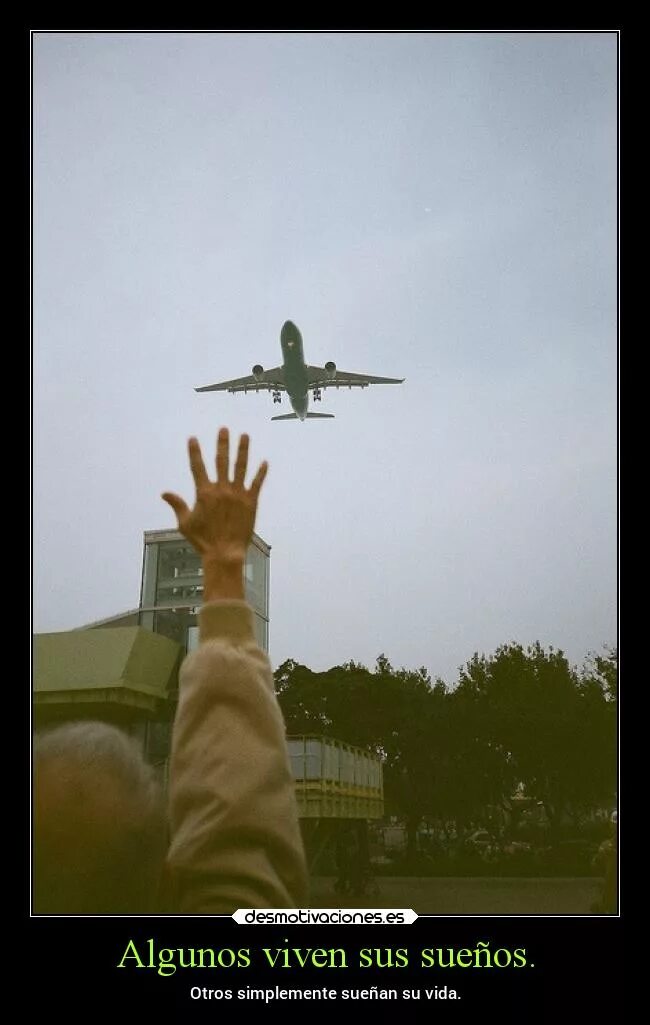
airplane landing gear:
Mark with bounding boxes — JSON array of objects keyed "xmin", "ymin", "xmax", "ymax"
[
  {"xmin": 272, "ymin": 390, "xmax": 282, "ymax": 404},
  {"xmin": 313, "ymin": 388, "xmax": 322, "ymax": 402}
]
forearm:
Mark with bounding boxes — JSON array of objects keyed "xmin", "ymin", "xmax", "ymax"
[{"xmin": 167, "ymin": 602, "xmax": 309, "ymax": 912}]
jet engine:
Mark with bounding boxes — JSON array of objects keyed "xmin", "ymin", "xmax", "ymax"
[
  {"xmin": 252, "ymin": 364, "xmax": 265, "ymax": 381},
  {"xmin": 325, "ymin": 361, "xmax": 337, "ymax": 380}
]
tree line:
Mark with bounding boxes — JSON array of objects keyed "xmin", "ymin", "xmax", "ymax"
[{"xmin": 275, "ymin": 643, "xmax": 617, "ymax": 852}]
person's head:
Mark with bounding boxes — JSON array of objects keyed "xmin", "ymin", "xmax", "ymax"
[{"xmin": 34, "ymin": 721, "xmax": 167, "ymax": 914}]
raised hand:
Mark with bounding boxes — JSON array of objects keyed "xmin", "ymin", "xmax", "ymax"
[{"xmin": 162, "ymin": 428, "xmax": 268, "ymax": 575}]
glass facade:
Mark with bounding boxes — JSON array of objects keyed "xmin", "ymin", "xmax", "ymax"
[{"xmin": 138, "ymin": 529, "xmax": 270, "ymax": 654}]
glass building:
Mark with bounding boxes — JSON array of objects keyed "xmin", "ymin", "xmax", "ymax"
[{"xmin": 139, "ymin": 528, "xmax": 270, "ymax": 653}]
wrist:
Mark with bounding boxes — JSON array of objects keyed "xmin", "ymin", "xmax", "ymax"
[{"xmin": 201, "ymin": 557, "xmax": 245, "ymax": 602}]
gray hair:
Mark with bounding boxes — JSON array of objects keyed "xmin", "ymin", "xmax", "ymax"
[{"xmin": 34, "ymin": 721, "xmax": 167, "ymax": 914}]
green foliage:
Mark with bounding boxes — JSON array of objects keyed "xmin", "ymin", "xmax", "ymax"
[
  {"xmin": 582, "ymin": 646, "xmax": 618, "ymax": 702},
  {"xmin": 275, "ymin": 642, "xmax": 617, "ymax": 842},
  {"xmin": 455, "ymin": 642, "xmax": 616, "ymax": 825}
]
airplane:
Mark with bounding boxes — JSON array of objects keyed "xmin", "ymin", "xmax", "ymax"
[{"xmin": 195, "ymin": 320, "xmax": 405, "ymax": 421}]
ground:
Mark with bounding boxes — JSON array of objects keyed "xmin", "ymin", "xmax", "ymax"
[{"xmin": 310, "ymin": 876, "xmax": 604, "ymax": 915}]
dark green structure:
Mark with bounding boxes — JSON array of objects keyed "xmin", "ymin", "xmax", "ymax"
[{"xmin": 33, "ymin": 627, "xmax": 182, "ymax": 771}]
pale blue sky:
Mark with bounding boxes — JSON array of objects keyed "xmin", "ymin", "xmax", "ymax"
[{"xmin": 33, "ymin": 32, "xmax": 617, "ymax": 681}]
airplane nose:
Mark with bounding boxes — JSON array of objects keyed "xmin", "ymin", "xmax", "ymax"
[{"xmin": 281, "ymin": 320, "xmax": 299, "ymax": 344}]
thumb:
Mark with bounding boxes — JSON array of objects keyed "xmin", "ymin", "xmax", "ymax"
[{"xmin": 161, "ymin": 492, "xmax": 190, "ymax": 523}]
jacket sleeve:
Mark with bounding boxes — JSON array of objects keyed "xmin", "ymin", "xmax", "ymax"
[{"xmin": 165, "ymin": 600, "xmax": 309, "ymax": 912}]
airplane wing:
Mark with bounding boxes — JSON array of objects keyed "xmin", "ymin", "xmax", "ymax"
[
  {"xmin": 195, "ymin": 367, "xmax": 286, "ymax": 393},
  {"xmin": 306, "ymin": 366, "xmax": 404, "ymax": 389}
]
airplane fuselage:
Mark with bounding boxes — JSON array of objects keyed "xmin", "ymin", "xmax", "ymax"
[
  {"xmin": 195, "ymin": 318, "xmax": 403, "ymax": 419},
  {"xmin": 280, "ymin": 320, "xmax": 310, "ymax": 419}
]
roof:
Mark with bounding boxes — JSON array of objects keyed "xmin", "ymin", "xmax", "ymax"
[
  {"xmin": 73, "ymin": 609, "xmax": 141, "ymax": 630},
  {"xmin": 33, "ymin": 627, "xmax": 182, "ymax": 710},
  {"xmin": 143, "ymin": 527, "xmax": 271, "ymax": 556}
]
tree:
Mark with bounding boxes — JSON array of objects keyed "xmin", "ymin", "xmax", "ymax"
[
  {"xmin": 275, "ymin": 640, "xmax": 617, "ymax": 850},
  {"xmin": 576, "ymin": 647, "xmax": 617, "ymax": 810},
  {"xmin": 582, "ymin": 646, "xmax": 618, "ymax": 702},
  {"xmin": 455, "ymin": 642, "xmax": 617, "ymax": 829},
  {"xmin": 276, "ymin": 654, "xmax": 442, "ymax": 854}
]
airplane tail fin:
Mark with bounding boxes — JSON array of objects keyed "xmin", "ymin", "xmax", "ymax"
[{"xmin": 271, "ymin": 412, "xmax": 335, "ymax": 421}]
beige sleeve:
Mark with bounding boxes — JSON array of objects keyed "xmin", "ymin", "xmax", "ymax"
[{"xmin": 166, "ymin": 600, "xmax": 309, "ymax": 912}]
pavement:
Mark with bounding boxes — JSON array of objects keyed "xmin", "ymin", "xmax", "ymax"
[{"xmin": 310, "ymin": 876, "xmax": 604, "ymax": 915}]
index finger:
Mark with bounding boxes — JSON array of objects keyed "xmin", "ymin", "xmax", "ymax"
[
  {"xmin": 249, "ymin": 459, "xmax": 269, "ymax": 499},
  {"xmin": 188, "ymin": 437, "xmax": 209, "ymax": 489}
]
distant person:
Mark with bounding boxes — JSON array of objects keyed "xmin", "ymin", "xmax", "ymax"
[
  {"xmin": 335, "ymin": 825, "xmax": 356, "ymax": 894},
  {"xmin": 347, "ymin": 821, "xmax": 373, "ymax": 897},
  {"xmin": 35, "ymin": 428, "xmax": 309, "ymax": 914},
  {"xmin": 335, "ymin": 822, "xmax": 374, "ymax": 898},
  {"xmin": 592, "ymin": 811, "xmax": 618, "ymax": 914},
  {"xmin": 34, "ymin": 721, "xmax": 167, "ymax": 914}
]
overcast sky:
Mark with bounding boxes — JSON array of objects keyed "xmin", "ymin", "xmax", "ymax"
[{"xmin": 33, "ymin": 32, "xmax": 617, "ymax": 683}]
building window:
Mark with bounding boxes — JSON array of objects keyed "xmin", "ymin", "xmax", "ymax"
[
  {"xmin": 140, "ymin": 531, "xmax": 270, "ymax": 652},
  {"xmin": 187, "ymin": 626, "xmax": 199, "ymax": 653},
  {"xmin": 245, "ymin": 545, "xmax": 268, "ymax": 615}
]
